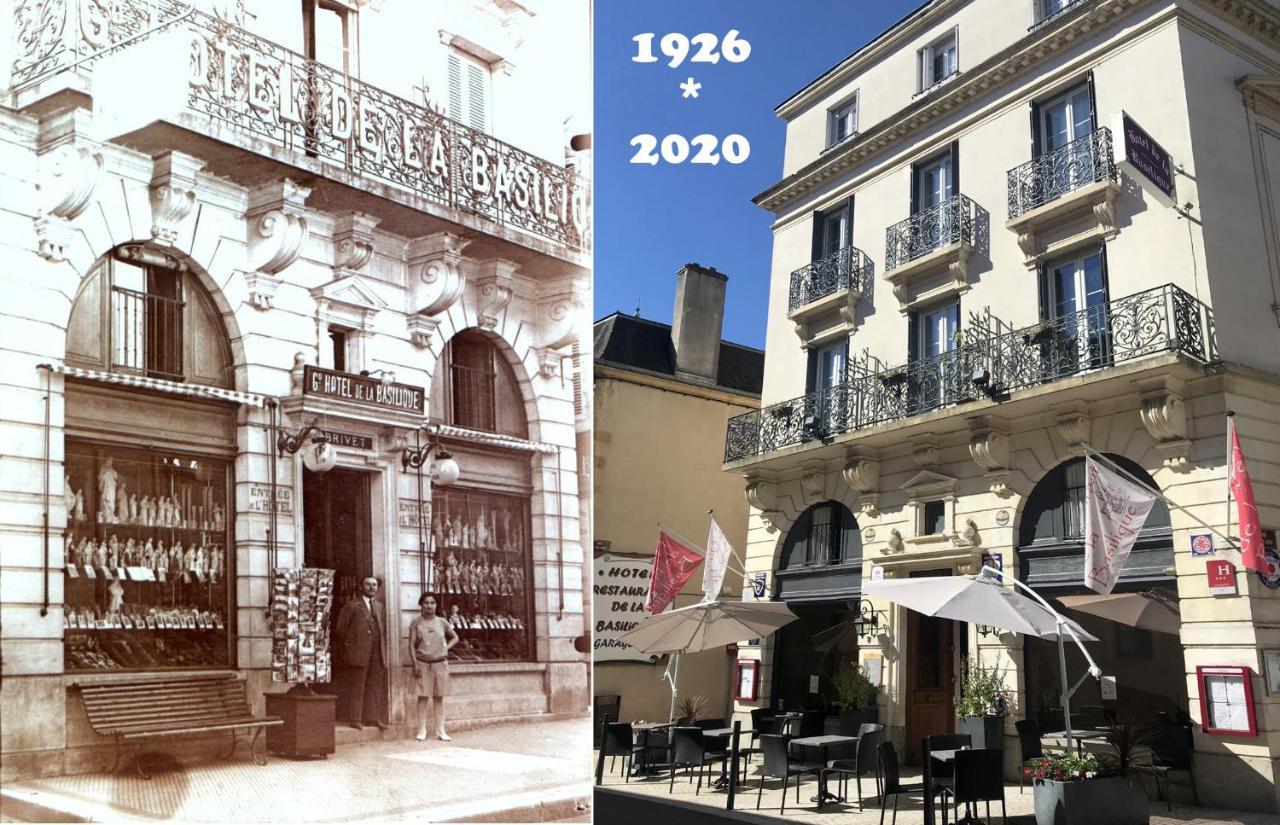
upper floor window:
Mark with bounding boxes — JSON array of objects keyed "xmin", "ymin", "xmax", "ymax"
[
  {"xmin": 1020, "ymin": 455, "xmax": 1170, "ymax": 547},
  {"xmin": 828, "ymin": 95, "xmax": 858, "ymax": 147},
  {"xmin": 1037, "ymin": 83, "xmax": 1094, "ymax": 156},
  {"xmin": 814, "ymin": 201, "xmax": 851, "ymax": 260},
  {"xmin": 913, "ymin": 149, "xmax": 955, "ymax": 212},
  {"xmin": 432, "ymin": 331, "xmax": 528, "ymax": 438},
  {"xmin": 303, "ymin": 0, "xmax": 355, "ymax": 72},
  {"xmin": 1034, "ymin": 0, "xmax": 1081, "ymax": 26},
  {"xmin": 66, "ymin": 245, "xmax": 233, "ymax": 388},
  {"xmin": 918, "ymin": 28, "xmax": 958, "ymax": 92},
  {"xmin": 449, "ymin": 50, "xmax": 492, "ymax": 133},
  {"xmin": 780, "ymin": 501, "xmax": 861, "ymax": 569}
]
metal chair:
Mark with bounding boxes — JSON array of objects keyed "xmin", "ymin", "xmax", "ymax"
[
  {"xmin": 756, "ymin": 733, "xmax": 823, "ymax": 814},
  {"xmin": 592, "ymin": 695, "xmax": 620, "ymax": 746},
  {"xmin": 799, "ymin": 709, "xmax": 826, "ymax": 737},
  {"xmin": 668, "ymin": 726, "xmax": 727, "ymax": 796},
  {"xmin": 823, "ymin": 723, "xmax": 884, "ymax": 809},
  {"xmin": 877, "ymin": 740, "xmax": 925, "ymax": 825},
  {"xmin": 1015, "ymin": 718, "xmax": 1045, "ymax": 793},
  {"xmin": 1133, "ymin": 721, "xmax": 1196, "ymax": 811},
  {"xmin": 739, "ymin": 708, "xmax": 775, "ymax": 779},
  {"xmin": 600, "ymin": 721, "xmax": 645, "ymax": 782},
  {"xmin": 924, "ymin": 733, "xmax": 971, "ymax": 815},
  {"xmin": 939, "ymin": 748, "xmax": 1006, "ymax": 825}
]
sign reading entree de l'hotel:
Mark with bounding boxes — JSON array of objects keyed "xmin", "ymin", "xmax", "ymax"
[{"xmin": 303, "ymin": 366, "xmax": 424, "ymax": 413}]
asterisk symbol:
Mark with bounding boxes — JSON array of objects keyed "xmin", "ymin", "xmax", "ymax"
[{"xmin": 680, "ymin": 77, "xmax": 702, "ymax": 99}]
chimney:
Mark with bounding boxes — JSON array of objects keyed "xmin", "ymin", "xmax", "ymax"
[{"xmin": 671, "ymin": 263, "xmax": 727, "ymax": 384}]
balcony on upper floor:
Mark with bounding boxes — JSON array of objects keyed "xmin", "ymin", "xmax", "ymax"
[
  {"xmin": 9, "ymin": 0, "xmax": 591, "ymax": 263},
  {"xmin": 724, "ymin": 283, "xmax": 1217, "ymax": 465},
  {"xmin": 1006, "ymin": 127, "xmax": 1119, "ymax": 266},
  {"xmin": 787, "ymin": 245, "xmax": 874, "ymax": 342},
  {"xmin": 883, "ymin": 193, "xmax": 979, "ymax": 308}
]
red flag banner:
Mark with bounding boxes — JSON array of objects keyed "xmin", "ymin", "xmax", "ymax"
[
  {"xmin": 645, "ymin": 532, "xmax": 703, "ymax": 615},
  {"xmin": 1229, "ymin": 423, "xmax": 1266, "ymax": 573}
]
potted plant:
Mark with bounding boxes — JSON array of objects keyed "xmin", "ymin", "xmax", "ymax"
[
  {"xmin": 955, "ymin": 657, "xmax": 1009, "ymax": 749},
  {"xmin": 833, "ymin": 661, "xmax": 879, "ymax": 735},
  {"xmin": 1028, "ymin": 752, "xmax": 1149, "ymax": 825},
  {"xmin": 674, "ymin": 694, "xmax": 708, "ymax": 725}
]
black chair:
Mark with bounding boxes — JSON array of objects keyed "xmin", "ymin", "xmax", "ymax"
[
  {"xmin": 799, "ymin": 709, "xmax": 826, "ymax": 738},
  {"xmin": 756, "ymin": 733, "xmax": 823, "ymax": 814},
  {"xmin": 877, "ymin": 740, "xmax": 926, "ymax": 825},
  {"xmin": 1133, "ymin": 721, "xmax": 1196, "ymax": 811},
  {"xmin": 668, "ymin": 726, "xmax": 727, "ymax": 796},
  {"xmin": 593, "ymin": 695, "xmax": 620, "ymax": 746},
  {"xmin": 1014, "ymin": 718, "xmax": 1045, "ymax": 793},
  {"xmin": 695, "ymin": 717, "xmax": 727, "ymax": 730},
  {"xmin": 924, "ymin": 734, "xmax": 971, "ymax": 816},
  {"xmin": 600, "ymin": 722, "xmax": 645, "ymax": 782},
  {"xmin": 823, "ymin": 723, "xmax": 884, "ymax": 809},
  {"xmin": 939, "ymin": 748, "xmax": 1006, "ymax": 825},
  {"xmin": 739, "ymin": 709, "xmax": 775, "ymax": 778}
]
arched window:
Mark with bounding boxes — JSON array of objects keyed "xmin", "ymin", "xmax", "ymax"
[
  {"xmin": 1019, "ymin": 454, "xmax": 1170, "ymax": 548},
  {"xmin": 780, "ymin": 501, "xmax": 861, "ymax": 570},
  {"xmin": 66, "ymin": 245, "xmax": 233, "ymax": 386},
  {"xmin": 430, "ymin": 330, "xmax": 527, "ymax": 437}
]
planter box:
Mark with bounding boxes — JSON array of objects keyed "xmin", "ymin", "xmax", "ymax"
[
  {"xmin": 838, "ymin": 707, "xmax": 880, "ymax": 735},
  {"xmin": 956, "ymin": 715, "xmax": 1004, "ymax": 749},
  {"xmin": 1033, "ymin": 777, "xmax": 1149, "ymax": 825}
]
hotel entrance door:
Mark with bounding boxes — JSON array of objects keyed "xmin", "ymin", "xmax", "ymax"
[
  {"xmin": 904, "ymin": 569, "xmax": 957, "ymax": 763},
  {"xmin": 303, "ymin": 467, "xmax": 374, "ymax": 723}
]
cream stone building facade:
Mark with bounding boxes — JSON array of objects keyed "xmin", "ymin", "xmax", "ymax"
[
  {"xmin": 727, "ymin": 0, "xmax": 1280, "ymax": 811},
  {"xmin": 0, "ymin": 0, "xmax": 590, "ymax": 780},
  {"xmin": 594, "ymin": 265, "xmax": 763, "ymax": 725}
]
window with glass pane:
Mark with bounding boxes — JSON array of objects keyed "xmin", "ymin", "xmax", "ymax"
[
  {"xmin": 916, "ymin": 154, "xmax": 953, "ymax": 212},
  {"xmin": 110, "ymin": 259, "xmax": 184, "ymax": 380},
  {"xmin": 829, "ymin": 98, "xmax": 857, "ymax": 146},
  {"xmin": 922, "ymin": 500, "xmax": 947, "ymax": 535},
  {"xmin": 449, "ymin": 332, "xmax": 497, "ymax": 431},
  {"xmin": 430, "ymin": 488, "xmax": 532, "ymax": 661},
  {"xmin": 304, "ymin": 0, "xmax": 350, "ymax": 72},
  {"xmin": 1046, "ymin": 249, "xmax": 1109, "ymax": 369},
  {"xmin": 919, "ymin": 30, "xmax": 958, "ymax": 90},
  {"xmin": 62, "ymin": 441, "xmax": 233, "ymax": 671}
]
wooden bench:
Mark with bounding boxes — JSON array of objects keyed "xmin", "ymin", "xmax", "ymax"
[{"xmin": 74, "ymin": 674, "xmax": 283, "ymax": 777}]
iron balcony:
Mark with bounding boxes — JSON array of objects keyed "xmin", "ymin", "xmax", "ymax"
[
  {"xmin": 885, "ymin": 194, "xmax": 977, "ymax": 272},
  {"xmin": 788, "ymin": 246, "xmax": 875, "ymax": 313},
  {"xmin": 724, "ymin": 284, "xmax": 1217, "ymax": 463},
  {"xmin": 1007, "ymin": 127, "xmax": 1117, "ymax": 220}
]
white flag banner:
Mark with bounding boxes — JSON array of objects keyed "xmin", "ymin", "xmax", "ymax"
[
  {"xmin": 1084, "ymin": 455, "xmax": 1158, "ymax": 594},
  {"xmin": 702, "ymin": 518, "xmax": 734, "ymax": 601}
]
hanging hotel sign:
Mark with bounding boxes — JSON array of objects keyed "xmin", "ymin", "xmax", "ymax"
[
  {"xmin": 303, "ymin": 366, "xmax": 425, "ymax": 413},
  {"xmin": 1113, "ymin": 111, "xmax": 1176, "ymax": 201},
  {"xmin": 592, "ymin": 555, "xmax": 652, "ymax": 663}
]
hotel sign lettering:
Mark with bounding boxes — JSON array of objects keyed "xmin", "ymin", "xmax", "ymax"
[
  {"xmin": 303, "ymin": 366, "xmax": 424, "ymax": 414},
  {"xmin": 1114, "ymin": 111, "xmax": 1175, "ymax": 200},
  {"xmin": 323, "ymin": 430, "xmax": 374, "ymax": 451}
]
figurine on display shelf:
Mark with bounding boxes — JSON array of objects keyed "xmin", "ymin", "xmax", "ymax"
[
  {"xmin": 209, "ymin": 546, "xmax": 223, "ymax": 578},
  {"xmin": 98, "ymin": 459, "xmax": 120, "ymax": 523},
  {"xmin": 75, "ymin": 538, "xmax": 89, "ymax": 566},
  {"xmin": 181, "ymin": 542, "xmax": 196, "ymax": 571},
  {"xmin": 129, "ymin": 494, "xmax": 139, "ymax": 524},
  {"xmin": 107, "ymin": 535, "xmax": 121, "ymax": 568},
  {"xmin": 478, "ymin": 560, "xmax": 491, "ymax": 595},
  {"xmin": 107, "ymin": 576, "xmax": 124, "ymax": 614},
  {"xmin": 123, "ymin": 538, "xmax": 137, "ymax": 566},
  {"xmin": 116, "ymin": 482, "xmax": 129, "ymax": 526},
  {"xmin": 444, "ymin": 552, "xmax": 459, "ymax": 593},
  {"xmin": 213, "ymin": 503, "xmax": 225, "ymax": 530},
  {"xmin": 139, "ymin": 496, "xmax": 152, "ymax": 526},
  {"xmin": 91, "ymin": 539, "xmax": 107, "ymax": 569},
  {"xmin": 194, "ymin": 544, "xmax": 206, "ymax": 574},
  {"xmin": 167, "ymin": 540, "xmax": 182, "ymax": 570},
  {"xmin": 64, "ymin": 474, "xmax": 78, "ymax": 519},
  {"xmin": 462, "ymin": 521, "xmax": 472, "ymax": 549},
  {"xmin": 475, "ymin": 506, "xmax": 490, "ymax": 549},
  {"xmin": 449, "ymin": 514, "xmax": 462, "ymax": 546},
  {"xmin": 449, "ymin": 604, "xmax": 467, "ymax": 629},
  {"xmin": 173, "ymin": 498, "xmax": 184, "ymax": 528}
]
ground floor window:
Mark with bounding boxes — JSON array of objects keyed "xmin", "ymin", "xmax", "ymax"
[
  {"xmin": 431, "ymin": 487, "xmax": 532, "ymax": 661},
  {"xmin": 62, "ymin": 439, "xmax": 233, "ymax": 671},
  {"xmin": 1024, "ymin": 588, "xmax": 1187, "ymax": 730},
  {"xmin": 771, "ymin": 601, "xmax": 861, "ymax": 713}
]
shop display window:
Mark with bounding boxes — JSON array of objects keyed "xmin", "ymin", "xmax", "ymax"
[
  {"xmin": 431, "ymin": 488, "xmax": 532, "ymax": 661},
  {"xmin": 62, "ymin": 440, "xmax": 233, "ymax": 671}
]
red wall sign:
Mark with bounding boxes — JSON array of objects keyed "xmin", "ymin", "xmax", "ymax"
[
  {"xmin": 734, "ymin": 659, "xmax": 759, "ymax": 702},
  {"xmin": 1206, "ymin": 559, "xmax": 1237, "ymax": 596},
  {"xmin": 1196, "ymin": 665, "xmax": 1256, "ymax": 736}
]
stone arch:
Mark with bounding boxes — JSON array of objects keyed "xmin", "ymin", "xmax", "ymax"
[
  {"xmin": 778, "ymin": 500, "xmax": 862, "ymax": 570},
  {"xmin": 430, "ymin": 324, "xmax": 542, "ymax": 442}
]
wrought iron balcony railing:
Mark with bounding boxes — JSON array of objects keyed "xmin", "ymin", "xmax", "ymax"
[
  {"xmin": 724, "ymin": 284, "xmax": 1216, "ymax": 463},
  {"xmin": 11, "ymin": 0, "xmax": 590, "ymax": 252},
  {"xmin": 1007, "ymin": 127, "xmax": 1116, "ymax": 219},
  {"xmin": 788, "ymin": 246, "xmax": 874, "ymax": 313},
  {"xmin": 885, "ymin": 194, "xmax": 976, "ymax": 271}
]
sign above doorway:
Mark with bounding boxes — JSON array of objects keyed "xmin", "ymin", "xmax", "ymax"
[{"xmin": 303, "ymin": 365, "xmax": 425, "ymax": 413}]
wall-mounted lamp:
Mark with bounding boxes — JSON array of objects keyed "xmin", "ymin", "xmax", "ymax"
[
  {"xmin": 976, "ymin": 623, "xmax": 999, "ymax": 638},
  {"xmin": 360, "ymin": 368, "xmax": 396, "ymax": 392},
  {"xmin": 277, "ymin": 421, "xmax": 336, "ymax": 473},
  {"xmin": 853, "ymin": 599, "xmax": 881, "ymax": 641}
]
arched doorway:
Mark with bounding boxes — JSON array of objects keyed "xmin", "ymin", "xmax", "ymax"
[
  {"xmin": 61, "ymin": 243, "xmax": 238, "ymax": 672},
  {"xmin": 1017, "ymin": 455, "xmax": 1187, "ymax": 730},
  {"xmin": 770, "ymin": 500, "xmax": 862, "ymax": 715}
]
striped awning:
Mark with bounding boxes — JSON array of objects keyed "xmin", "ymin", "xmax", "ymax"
[
  {"xmin": 47, "ymin": 364, "xmax": 268, "ymax": 407},
  {"xmin": 431, "ymin": 424, "xmax": 559, "ymax": 455}
]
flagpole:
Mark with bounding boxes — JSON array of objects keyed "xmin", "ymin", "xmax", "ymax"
[
  {"xmin": 1081, "ymin": 444, "xmax": 1239, "ymax": 553},
  {"xmin": 1226, "ymin": 411, "xmax": 1234, "ymax": 551},
  {"xmin": 657, "ymin": 521, "xmax": 707, "ymax": 556}
]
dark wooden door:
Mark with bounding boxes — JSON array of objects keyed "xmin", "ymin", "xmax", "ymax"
[{"xmin": 905, "ymin": 612, "xmax": 955, "ymax": 763}]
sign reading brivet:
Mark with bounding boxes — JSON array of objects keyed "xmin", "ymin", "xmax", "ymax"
[
  {"xmin": 323, "ymin": 430, "xmax": 374, "ymax": 450},
  {"xmin": 303, "ymin": 365, "xmax": 425, "ymax": 413}
]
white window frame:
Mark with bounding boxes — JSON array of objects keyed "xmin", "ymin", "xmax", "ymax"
[
  {"xmin": 1039, "ymin": 83, "xmax": 1094, "ymax": 154},
  {"xmin": 917, "ymin": 27, "xmax": 959, "ymax": 93},
  {"xmin": 828, "ymin": 94, "xmax": 859, "ymax": 148},
  {"xmin": 448, "ymin": 48, "xmax": 493, "ymax": 133},
  {"xmin": 915, "ymin": 152, "xmax": 954, "ymax": 212},
  {"xmin": 1036, "ymin": 0, "xmax": 1078, "ymax": 25}
]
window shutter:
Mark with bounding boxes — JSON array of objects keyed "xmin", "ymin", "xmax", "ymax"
[
  {"xmin": 467, "ymin": 61, "xmax": 487, "ymax": 131},
  {"xmin": 448, "ymin": 54, "xmax": 463, "ymax": 122},
  {"xmin": 1030, "ymin": 99, "xmax": 1043, "ymax": 158},
  {"xmin": 841, "ymin": 505, "xmax": 862, "ymax": 564},
  {"xmin": 917, "ymin": 47, "xmax": 925, "ymax": 92},
  {"xmin": 907, "ymin": 312, "xmax": 920, "ymax": 362},
  {"xmin": 951, "ymin": 25, "xmax": 959, "ymax": 74},
  {"xmin": 805, "ymin": 347, "xmax": 818, "ymax": 394},
  {"xmin": 1037, "ymin": 260, "xmax": 1050, "ymax": 321},
  {"xmin": 910, "ymin": 163, "xmax": 921, "ymax": 215},
  {"xmin": 811, "ymin": 212, "xmax": 825, "ymax": 262},
  {"xmin": 949, "ymin": 140, "xmax": 960, "ymax": 195},
  {"xmin": 1086, "ymin": 69, "xmax": 1098, "ymax": 125},
  {"xmin": 1097, "ymin": 237, "xmax": 1111, "ymax": 300},
  {"xmin": 844, "ymin": 196, "xmax": 856, "ymax": 247}
]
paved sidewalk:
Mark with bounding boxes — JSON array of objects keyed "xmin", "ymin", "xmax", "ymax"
[
  {"xmin": 0, "ymin": 718, "xmax": 591, "ymax": 823},
  {"xmin": 594, "ymin": 753, "xmax": 1276, "ymax": 825}
]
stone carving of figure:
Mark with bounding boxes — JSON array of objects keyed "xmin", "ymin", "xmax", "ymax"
[
  {"xmin": 107, "ymin": 577, "xmax": 124, "ymax": 614},
  {"xmin": 116, "ymin": 481, "xmax": 129, "ymax": 525},
  {"xmin": 962, "ymin": 519, "xmax": 980, "ymax": 548},
  {"xmin": 129, "ymin": 494, "xmax": 139, "ymax": 523},
  {"xmin": 98, "ymin": 459, "xmax": 119, "ymax": 523},
  {"xmin": 64, "ymin": 474, "xmax": 78, "ymax": 519},
  {"xmin": 887, "ymin": 528, "xmax": 904, "ymax": 554}
]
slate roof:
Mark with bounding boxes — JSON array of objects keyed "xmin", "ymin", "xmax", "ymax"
[{"xmin": 593, "ymin": 312, "xmax": 764, "ymax": 396}]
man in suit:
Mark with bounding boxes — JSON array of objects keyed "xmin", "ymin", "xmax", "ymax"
[{"xmin": 334, "ymin": 576, "xmax": 389, "ymax": 729}]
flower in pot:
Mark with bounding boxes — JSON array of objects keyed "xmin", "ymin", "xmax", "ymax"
[
  {"xmin": 674, "ymin": 694, "xmax": 708, "ymax": 725},
  {"xmin": 955, "ymin": 657, "xmax": 1011, "ymax": 750},
  {"xmin": 1028, "ymin": 752, "xmax": 1150, "ymax": 825},
  {"xmin": 833, "ymin": 661, "xmax": 878, "ymax": 735}
]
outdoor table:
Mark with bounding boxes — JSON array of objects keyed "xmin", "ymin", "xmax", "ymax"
[
  {"xmin": 700, "ymin": 727, "xmax": 735, "ymax": 789},
  {"xmin": 923, "ymin": 746, "xmax": 970, "ymax": 825},
  {"xmin": 788, "ymin": 734, "xmax": 860, "ymax": 806},
  {"xmin": 1044, "ymin": 728, "xmax": 1108, "ymax": 751},
  {"xmin": 631, "ymin": 723, "xmax": 673, "ymax": 776}
]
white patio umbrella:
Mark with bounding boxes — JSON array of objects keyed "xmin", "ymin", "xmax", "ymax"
[
  {"xmin": 863, "ymin": 568, "xmax": 1101, "ymax": 754},
  {"xmin": 1058, "ymin": 591, "xmax": 1180, "ymax": 635},
  {"xmin": 619, "ymin": 600, "xmax": 799, "ymax": 724}
]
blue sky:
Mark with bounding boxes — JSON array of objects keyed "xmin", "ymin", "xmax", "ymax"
[{"xmin": 593, "ymin": 1, "xmax": 925, "ymax": 348}]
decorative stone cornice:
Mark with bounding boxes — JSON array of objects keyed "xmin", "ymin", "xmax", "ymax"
[
  {"xmin": 1137, "ymin": 376, "xmax": 1191, "ymax": 470},
  {"xmin": 911, "ymin": 435, "xmax": 940, "ymax": 469},
  {"xmin": 968, "ymin": 416, "xmax": 1012, "ymax": 497},
  {"xmin": 534, "ymin": 280, "xmax": 585, "ymax": 378},
  {"xmin": 149, "ymin": 151, "xmax": 205, "ymax": 246},
  {"xmin": 241, "ymin": 178, "xmax": 310, "ymax": 310},
  {"xmin": 406, "ymin": 314, "xmax": 440, "ymax": 352},
  {"xmin": 475, "ymin": 258, "xmax": 519, "ymax": 330},
  {"xmin": 406, "ymin": 232, "xmax": 470, "ymax": 317},
  {"xmin": 745, "ymin": 477, "xmax": 782, "ymax": 532},
  {"xmin": 331, "ymin": 212, "xmax": 380, "ymax": 279}
]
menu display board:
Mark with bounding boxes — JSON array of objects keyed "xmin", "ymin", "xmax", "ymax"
[{"xmin": 270, "ymin": 568, "xmax": 336, "ymax": 683}]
